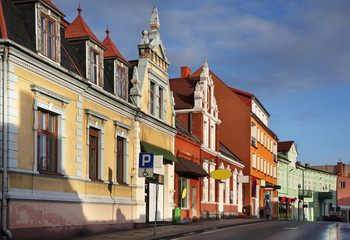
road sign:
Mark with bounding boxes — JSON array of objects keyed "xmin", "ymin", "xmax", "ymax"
[
  {"xmin": 139, "ymin": 153, "xmax": 154, "ymax": 178},
  {"xmin": 138, "ymin": 168, "xmax": 154, "ymax": 178},
  {"xmin": 139, "ymin": 153, "xmax": 154, "ymax": 168}
]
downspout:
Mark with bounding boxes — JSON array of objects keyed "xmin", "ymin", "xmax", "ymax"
[{"xmin": 2, "ymin": 45, "xmax": 13, "ymax": 239}]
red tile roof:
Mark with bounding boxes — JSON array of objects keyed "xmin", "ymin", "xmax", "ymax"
[
  {"xmin": 102, "ymin": 27, "xmax": 129, "ymax": 64},
  {"xmin": 278, "ymin": 141, "xmax": 295, "ymax": 152},
  {"xmin": 65, "ymin": 5, "xmax": 104, "ymax": 47},
  {"xmin": 0, "ymin": 0, "xmax": 8, "ymax": 38}
]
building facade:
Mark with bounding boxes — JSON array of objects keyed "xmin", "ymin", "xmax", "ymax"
[
  {"xmin": 0, "ymin": 1, "xmax": 176, "ymax": 239},
  {"xmin": 278, "ymin": 141, "xmax": 338, "ymax": 222},
  {"xmin": 170, "ymin": 61, "xmax": 244, "ymax": 220},
  {"xmin": 312, "ymin": 162, "xmax": 350, "ymax": 221},
  {"xmin": 231, "ymin": 89, "xmax": 279, "ymax": 218}
]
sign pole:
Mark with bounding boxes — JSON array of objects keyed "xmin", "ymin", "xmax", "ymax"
[{"xmin": 154, "ymin": 179, "xmax": 158, "ymax": 237}]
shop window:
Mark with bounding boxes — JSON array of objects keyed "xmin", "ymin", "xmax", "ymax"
[{"xmin": 178, "ymin": 178, "xmax": 189, "ymax": 208}]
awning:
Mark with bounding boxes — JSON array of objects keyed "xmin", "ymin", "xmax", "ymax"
[
  {"xmin": 175, "ymin": 157, "xmax": 209, "ymax": 179},
  {"xmin": 140, "ymin": 141, "xmax": 178, "ymax": 163}
]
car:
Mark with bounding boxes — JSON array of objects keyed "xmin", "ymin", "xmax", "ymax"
[{"xmin": 327, "ymin": 212, "xmax": 342, "ymax": 222}]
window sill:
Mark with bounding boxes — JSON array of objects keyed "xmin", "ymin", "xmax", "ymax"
[
  {"xmin": 38, "ymin": 170, "xmax": 64, "ymax": 177},
  {"xmin": 90, "ymin": 177, "xmax": 104, "ymax": 182}
]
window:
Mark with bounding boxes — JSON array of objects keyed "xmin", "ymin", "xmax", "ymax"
[
  {"xmin": 150, "ymin": 81, "xmax": 155, "ymax": 115},
  {"xmin": 203, "ymin": 162, "xmax": 209, "ymax": 202},
  {"xmin": 41, "ymin": 14, "xmax": 55, "ymax": 60},
  {"xmin": 210, "ymin": 124, "xmax": 215, "ymax": 150},
  {"xmin": 89, "ymin": 128, "xmax": 99, "ymax": 180},
  {"xmin": 257, "ymin": 127, "xmax": 260, "ymax": 142},
  {"xmin": 37, "ymin": 110, "xmax": 57, "ymax": 172},
  {"xmin": 203, "ymin": 120, "xmax": 208, "ymax": 147},
  {"xmin": 210, "ymin": 164, "xmax": 215, "ymax": 202},
  {"xmin": 282, "ymin": 172, "xmax": 286, "ymax": 188},
  {"xmin": 158, "ymin": 87, "xmax": 163, "ymax": 119},
  {"xmin": 116, "ymin": 67, "xmax": 126, "ymax": 99},
  {"xmin": 257, "ymin": 155, "xmax": 260, "ymax": 171},
  {"xmin": 267, "ymin": 162, "xmax": 269, "ymax": 176},
  {"xmin": 340, "ymin": 182, "xmax": 345, "ymax": 188},
  {"xmin": 116, "ymin": 137, "xmax": 125, "ymax": 183},
  {"xmin": 252, "ymin": 152, "xmax": 256, "ymax": 169},
  {"xmin": 178, "ymin": 178, "xmax": 189, "ymax": 208},
  {"xmin": 260, "ymin": 157, "xmax": 263, "ymax": 171},
  {"xmin": 264, "ymin": 160, "xmax": 266, "ymax": 174},
  {"xmin": 90, "ymin": 49, "xmax": 100, "ymax": 84}
]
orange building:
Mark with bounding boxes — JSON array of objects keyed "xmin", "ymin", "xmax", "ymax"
[{"xmin": 231, "ymin": 88, "xmax": 279, "ymax": 218}]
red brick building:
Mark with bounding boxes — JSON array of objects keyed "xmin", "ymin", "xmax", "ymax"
[{"xmin": 170, "ymin": 61, "xmax": 244, "ymax": 220}]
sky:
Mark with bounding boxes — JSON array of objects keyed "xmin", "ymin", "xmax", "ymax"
[{"xmin": 52, "ymin": 0, "xmax": 350, "ymax": 166}]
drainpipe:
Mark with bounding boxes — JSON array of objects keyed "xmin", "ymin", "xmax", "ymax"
[{"xmin": 2, "ymin": 45, "xmax": 13, "ymax": 239}]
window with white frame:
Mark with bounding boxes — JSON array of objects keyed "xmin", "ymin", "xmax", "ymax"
[
  {"xmin": 283, "ymin": 172, "xmax": 286, "ymax": 188},
  {"xmin": 40, "ymin": 13, "xmax": 56, "ymax": 60},
  {"xmin": 252, "ymin": 152, "xmax": 256, "ymax": 169},
  {"xmin": 210, "ymin": 124, "xmax": 215, "ymax": 150},
  {"xmin": 257, "ymin": 127, "xmax": 260, "ymax": 142},
  {"xmin": 261, "ymin": 130, "xmax": 264, "ymax": 145},
  {"xmin": 277, "ymin": 171, "xmax": 281, "ymax": 185},
  {"xmin": 89, "ymin": 48, "xmax": 100, "ymax": 84},
  {"xmin": 116, "ymin": 66, "xmax": 126, "ymax": 99},
  {"xmin": 264, "ymin": 160, "xmax": 266, "ymax": 174},
  {"xmin": 267, "ymin": 163, "xmax": 269, "ymax": 176},
  {"xmin": 203, "ymin": 161, "xmax": 209, "ymax": 202},
  {"xmin": 289, "ymin": 173, "xmax": 292, "ymax": 189},
  {"xmin": 203, "ymin": 120, "xmax": 209, "ymax": 147},
  {"xmin": 257, "ymin": 155, "xmax": 260, "ymax": 171},
  {"xmin": 31, "ymin": 85, "xmax": 70, "ymax": 175},
  {"xmin": 261, "ymin": 157, "xmax": 264, "ymax": 172},
  {"xmin": 225, "ymin": 174, "xmax": 230, "ymax": 204},
  {"xmin": 210, "ymin": 164, "xmax": 215, "ymax": 202},
  {"xmin": 85, "ymin": 109, "xmax": 108, "ymax": 181},
  {"xmin": 114, "ymin": 121, "xmax": 131, "ymax": 184},
  {"xmin": 148, "ymin": 70, "xmax": 167, "ymax": 121}
]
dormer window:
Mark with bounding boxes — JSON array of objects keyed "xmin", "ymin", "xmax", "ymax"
[
  {"xmin": 40, "ymin": 13, "xmax": 55, "ymax": 60},
  {"xmin": 117, "ymin": 66, "xmax": 126, "ymax": 99},
  {"xmin": 90, "ymin": 48, "xmax": 100, "ymax": 84}
]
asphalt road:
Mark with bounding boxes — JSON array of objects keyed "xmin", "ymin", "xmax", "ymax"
[{"xmin": 173, "ymin": 221, "xmax": 350, "ymax": 240}]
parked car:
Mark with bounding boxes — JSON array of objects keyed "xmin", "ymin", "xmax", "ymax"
[{"xmin": 327, "ymin": 212, "xmax": 342, "ymax": 222}]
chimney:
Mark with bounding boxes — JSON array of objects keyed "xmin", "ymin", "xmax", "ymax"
[
  {"xmin": 337, "ymin": 162, "xmax": 343, "ymax": 176},
  {"xmin": 181, "ymin": 66, "xmax": 191, "ymax": 78},
  {"xmin": 305, "ymin": 163, "xmax": 309, "ymax": 168}
]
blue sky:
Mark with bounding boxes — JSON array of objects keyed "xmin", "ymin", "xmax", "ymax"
[{"xmin": 53, "ymin": 0, "xmax": 350, "ymax": 166}]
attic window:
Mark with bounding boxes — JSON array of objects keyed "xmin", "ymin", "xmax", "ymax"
[
  {"xmin": 41, "ymin": 13, "xmax": 55, "ymax": 60},
  {"xmin": 90, "ymin": 49, "xmax": 100, "ymax": 85}
]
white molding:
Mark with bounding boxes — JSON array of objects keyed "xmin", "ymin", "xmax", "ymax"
[{"xmin": 6, "ymin": 188, "xmax": 136, "ymax": 205}]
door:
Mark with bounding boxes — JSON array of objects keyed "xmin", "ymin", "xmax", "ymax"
[
  {"xmin": 192, "ymin": 187, "xmax": 197, "ymax": 218},
  {"xmin": 149, "ymin": 182, "xmax": 164, "ymax": 222}
]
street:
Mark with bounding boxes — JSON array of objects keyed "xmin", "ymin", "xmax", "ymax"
[{"xmin": 173, "ymin": 221, "xmax": 350, "ymax": 240}]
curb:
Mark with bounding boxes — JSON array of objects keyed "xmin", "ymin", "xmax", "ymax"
[{"xmin": 153, "ymin": 220, "xmax": 264, "ymax": 240}]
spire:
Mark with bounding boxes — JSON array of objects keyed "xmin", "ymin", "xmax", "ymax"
[
  {"xmin": 106, "ymin": 26, "xmax": 110, "ymax": 36},
  {"xmin": 149, "ymin": 6, "xmax": 160, "ymax": 31},
  {"xmin": 77, "ymin": 3, "xmax": 82, "ymax": 15},
  {"xmin": 201, "ymin": 59, "xmax": 209, "ymax": 78}
]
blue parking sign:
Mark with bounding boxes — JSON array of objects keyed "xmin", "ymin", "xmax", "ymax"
[{"xmin": 139, "ymin": 153, "xmax": 154, "ymax": 168}]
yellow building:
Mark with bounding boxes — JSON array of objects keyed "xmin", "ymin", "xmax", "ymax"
[{"xmin": 0, "ymin": 1, "xmax": 176, "ymax": 239}]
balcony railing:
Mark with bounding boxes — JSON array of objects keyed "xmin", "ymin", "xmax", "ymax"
[
  {"xmin": 251, "ymin": 137, "xmax": 257, "ymax": 147},
  {"xmin": 298, "ymin": 189, "xmax": 313, "ymax": 199}
]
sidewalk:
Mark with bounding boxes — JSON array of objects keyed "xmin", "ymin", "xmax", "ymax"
[{"xmin": 72, "ymin": 218, "xmax": 265, "ymax": 240}]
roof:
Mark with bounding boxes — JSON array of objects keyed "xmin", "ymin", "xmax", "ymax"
[
  {"xmin": 278, "ymin": 141, "xmax": 295, "ymax": 152},
  {"xmin": 102, "ymin": 27, "xmax": 129, "ymax": 65},
  {"xmin": 169, "ymin": 76, "xmax": 200, "ymax": 109},
  {"xmin": 0, "ymin": 0, "xmax": 8, "ymax": 38},
  {"xmin": 65, "ymin": 5, "xmax": 104, "ymax": 47},
  {"xmin": 175, "ymin": 120, "xmax": 200, "ymax": 143},
  {"xmin": 219, "ymin": 142, "xmax": 242, "ymax": 163}
]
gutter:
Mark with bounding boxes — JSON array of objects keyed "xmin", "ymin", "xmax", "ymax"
[{"xmin": 2, "ymin": 45, "xmax": 13, "ymax": 238}]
